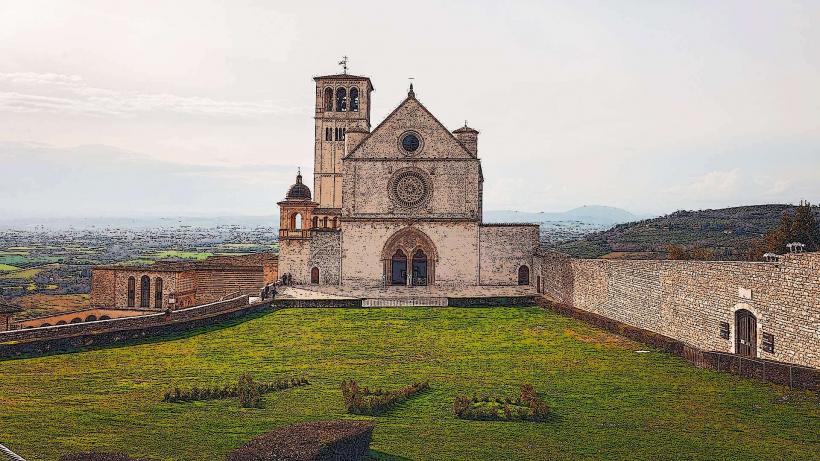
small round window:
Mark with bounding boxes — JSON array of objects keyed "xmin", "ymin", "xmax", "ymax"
[{"xmin": 400, "ymin": 132, "xmax": 421, "ymax": 154}]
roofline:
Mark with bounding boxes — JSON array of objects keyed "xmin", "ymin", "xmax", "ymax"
[
  {"xmin": 343, "ymin": 93, "xmax": 476, "ymax": 160},
  {"xmin": 313, "ymin": 74, "xmax": 374, "ymax": 91}
]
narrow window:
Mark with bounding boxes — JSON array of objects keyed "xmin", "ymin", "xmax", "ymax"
[
  {"xmin": 323, "ymin": 217, "xmax": 328, "ymax": 228},
  {"xmin": 350, "ymin": 87, "xmax": 359, "ymax": 111},
  {"xmin": 155, "ymin": 277, "xmax": 163, "ymax": 308},
  {"xmin": 332, "ymin": 217, "xmax": 339, "ymax": 228},
  {"xmin": 312, "ymin": 216, "xmax": 319, "ymax": 228},
  {"xmin": 140, "ymin": 275, "xmax": 150, "ymax": 308},
  {"xmin": 292, "ymin": 213, "xmax": 302, "ymax": 230},
  {"xmin": 127, "ymin": 276, "xmax": 136, "ymax": 307},
  {"xmin": 311, "ymin": 267, "xmax": 319, "ymax": 284},
  {"xmin": 325, "ymin": 127, "xmax": 332, "ymax": 141},
  {"xmin": 335, "ymin": 87, "xmax": 347, "ymax": 111},
  {"xmin": 323, "ymin": 87, "xmax": 333, "ymax": 111},
  {"xmin": 342, "ymin": 127, "xmax": 346, "ymax": 140}
]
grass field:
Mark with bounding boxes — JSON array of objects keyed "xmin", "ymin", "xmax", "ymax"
[{"xmin": 0, "ymin": 307, "xmax": 817, "ymax": 461}]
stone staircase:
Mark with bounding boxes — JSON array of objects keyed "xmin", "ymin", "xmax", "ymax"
[{"xmin": 362, "ymin": 297, "xmax": 448, "ymax": 307}]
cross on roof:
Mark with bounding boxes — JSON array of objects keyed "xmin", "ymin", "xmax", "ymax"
[{"xmin": 338, "ymin": 56, "xmax": 348, "ymax": 74}]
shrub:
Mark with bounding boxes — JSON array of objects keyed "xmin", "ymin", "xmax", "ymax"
[
  {"xmin": 341, "ymin": 379, "xmax": 429, "ymax": 416},
  {"xmin": 453, "ymin": 384, "xmax": 549, "ymax": 422},
  {"xmin": 163, "ymin": 375, "xmax": 309, "ymax": 404},
  {"xmin": 226, "ymin": 420, "xmax": 374, "ymax": 461},
  {"xmin": 59, "ymin": 452, "xmax": 156, "ymax": 461},
  {"xmin": 238, "ymin": 373, "xmax": 262, "ymax": 409}
]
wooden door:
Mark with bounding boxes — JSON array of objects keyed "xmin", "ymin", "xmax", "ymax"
[{"xmin": 735, "ymin": 309, "xmax": 757, "ymax": 358}]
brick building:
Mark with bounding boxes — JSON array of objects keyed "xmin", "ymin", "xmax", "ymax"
[
  {"xmin": 90, "ymin": 253, "xmax": 277, "ymax": 310},
  {"xmin": 278, "ymin": 71, "xmax": 539, "ymax": 287}
]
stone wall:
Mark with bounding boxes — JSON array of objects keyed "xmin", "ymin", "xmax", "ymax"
[
  {"xmin": 0, "ymin": 295, "xmax": 251, "ymax": 346},
  {"xmin": 479, "ymin": 224, "xmax": 539, "ymax": 286},
  {"xmin": 340, "ymin": 221, "xmax": 479, "ymax": 286},
  {"xmin": 537, "ymin": 251, "xmax": 820, "ymax": 368}
]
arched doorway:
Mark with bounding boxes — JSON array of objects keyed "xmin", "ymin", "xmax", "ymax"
[
  {"xmin": 735, "ymin": 309, "xmax": 757, "ymax": 358},
  {"xmin": 391, "ymin": 250, "xmax": 407, "ymax": 285},
  {"xmin": 311, "ymin": 267, "xmax": 320, "ymax": 284},
  {"xmin": 518, "ymin": 265, "xmax": 530, "ymax": 285},
  {"xmin": 412, "ymin": 249, "xmax": 428, "ymax": 286},
  {"xmin": 382, "ymin": 227, "xmax": 438, "ymax": 287}
]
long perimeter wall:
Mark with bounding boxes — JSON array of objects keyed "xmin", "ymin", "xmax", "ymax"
[{"xmin": 535, "ymin": 251, "xmax": 820, "ymax": 369}]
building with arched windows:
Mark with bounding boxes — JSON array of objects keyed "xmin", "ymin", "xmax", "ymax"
[
  {"xmin": 90, "ymin": 253, "xmax": 278, "ymax": 309},
  {"xmin": 277, "ymin": 71, "xmax": 539, "ymax": 288}
]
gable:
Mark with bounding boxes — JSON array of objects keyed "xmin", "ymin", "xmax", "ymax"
[{"xmin": 345, "ymin": 96, "xmax": 475, "ymax": 160}]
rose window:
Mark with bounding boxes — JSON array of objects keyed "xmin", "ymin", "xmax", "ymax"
[{"xmin": 389, "ymin": 169, "xmax": 431, "ymax": 208}]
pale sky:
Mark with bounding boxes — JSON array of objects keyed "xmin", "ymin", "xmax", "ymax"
[{"xmin": 1, "ymin": 0, "xmax": 818, "ymax": 218}]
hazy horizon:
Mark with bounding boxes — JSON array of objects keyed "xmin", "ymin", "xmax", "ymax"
[{"xmin": 2, "ymin": 1, "xmax": 819, "ymax": 218}]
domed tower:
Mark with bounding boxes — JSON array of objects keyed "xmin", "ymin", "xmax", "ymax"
[{"xmin": 277, "ymin": 169, "xmax": 318, "ymax": 240}]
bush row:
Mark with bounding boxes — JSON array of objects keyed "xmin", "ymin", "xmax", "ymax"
[
  {"xmin": 341, "ymin": 379, "xmax": 429, "ymax": 415},
  {"xmin": 163, "ymin": 374, "xmax": 309, "ymax": 405},
  {"xmin": 58, "ymin": 453, "xmax": 156, "ymax": 461},
  {"xmin": 453, "ymin": 384, "xmax": 549, "ymax": 422}
]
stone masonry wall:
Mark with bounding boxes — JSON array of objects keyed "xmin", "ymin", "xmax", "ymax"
[
  {"xmin": 537, "ymin": 251, "xmax": 820, "ymax": 368},
  {"xmin": 479, "ymin": 225, "xmax": 539, "ymax": 286}
]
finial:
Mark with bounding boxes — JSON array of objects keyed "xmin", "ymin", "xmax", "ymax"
[
  {"xmin": 338, "ymin": 56, "xmax": 348, "ymax": 74},
  {"xmin": 464, "ymin": 120, "xmax": 468, "ymax": 128},
  {"xmin": 408, "ymin": 78, "xmax": 415, "ymax": 98},
  {"xmin": 296, "ymin": 167, "xmax": 302, "ymax": 183}
]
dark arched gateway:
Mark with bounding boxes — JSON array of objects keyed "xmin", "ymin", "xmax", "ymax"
[
  {"xmin": 140, "ymin": 275, "xmax": 150, "ymax": 308},
  {"xmin": 85, "ymin": 315, "xmax": 97, "ymax": 322},
  {"xmin": 735, "ymin": 309, "xmax": 757, "ymax": 358},
  {"xmin": 518, "ymin": 265, "xmax": 530, "ymax": 285},
  {"xmin": 311, "ymin": 267, "xmax": 320, "ymax": 284},
  {"xmin": 412, "ymin": 249, "xmax": 428, "ymax": 286},
  {"xmin": 391, "ymin": 249, "xmax": 407, "ymax": 285}
]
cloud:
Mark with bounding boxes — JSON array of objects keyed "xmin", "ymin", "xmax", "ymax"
[
  {"xmin": 668, "ymin": 169, "xmax": 741, "ymax": 199},
  {"xmin": 0, "ymin": 72, "xmax": 303, "ymax": 117}
]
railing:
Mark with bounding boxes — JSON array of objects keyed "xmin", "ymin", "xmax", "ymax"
[{"xmin": 0, "ymin": 443, "xmax": 27, "ymax": 461}]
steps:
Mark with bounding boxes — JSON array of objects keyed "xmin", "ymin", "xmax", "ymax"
[{"xmin": 362, "ymin": 297, "xmax": 448, "ymax": 307}]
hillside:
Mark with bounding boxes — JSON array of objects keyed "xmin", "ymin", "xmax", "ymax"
[{"xmin": 555, "ymin": 204, "xmax": 820, "ymax": 260}]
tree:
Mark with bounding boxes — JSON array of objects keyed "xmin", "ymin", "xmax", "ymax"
[
  {"xmin": 791, "ymin": 202, "xmax": 819, "ymax": 251},
  {"xmin": 747, "ymin": 203, "xmax": 820, "ymax": 260}
]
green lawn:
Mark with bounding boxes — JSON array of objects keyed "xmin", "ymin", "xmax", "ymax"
[{"xmin": 0, "ymin": 307, "xmax": 817, "ymax": 461}]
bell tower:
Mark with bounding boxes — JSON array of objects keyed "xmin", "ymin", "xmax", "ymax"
[{"xmin": 313, "ymin": 63, "xmax": 373, "ymax": 210}]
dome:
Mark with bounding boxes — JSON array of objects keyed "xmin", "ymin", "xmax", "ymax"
[{"xmin": 285, "ymin": 170, "xmax": 312, "ymax": 201}]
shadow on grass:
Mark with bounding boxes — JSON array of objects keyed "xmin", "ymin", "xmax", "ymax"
[{"xmin": 0, "ymin": 307, "xmax": 279, "ymax": 362}]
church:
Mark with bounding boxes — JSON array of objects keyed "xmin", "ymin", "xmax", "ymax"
[{"xmin": 277, "ymin": 70, "xmax": 540, "ymax": 289}]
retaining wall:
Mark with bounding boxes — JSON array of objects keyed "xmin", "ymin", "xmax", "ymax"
[{"xmin": 536, "ymin": 251, "xmax": 820, "ymax": 369}]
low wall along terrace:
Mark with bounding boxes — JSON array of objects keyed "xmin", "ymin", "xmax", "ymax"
[
  {"xmin": 536, "ymin": 251, "xmax": 820, "ymax": 369},
  {"xmin": 0, "ymin": 295, "xmax": 256, "ymax": 358}
]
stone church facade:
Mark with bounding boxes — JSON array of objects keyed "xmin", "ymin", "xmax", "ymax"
[{"xmin": 278, "ymin": 72, "xmax": 539, "ymax": 288}]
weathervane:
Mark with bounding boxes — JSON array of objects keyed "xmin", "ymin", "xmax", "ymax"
[{"xmin": 338, "ymin": 56, "xmax": 348, "ymax": 74}]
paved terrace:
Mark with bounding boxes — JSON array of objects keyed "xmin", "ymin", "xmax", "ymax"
[{"xmin": 278, "ymin": 284, "xmax": 537, "ymax": 300}]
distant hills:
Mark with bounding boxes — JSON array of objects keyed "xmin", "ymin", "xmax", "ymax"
[
  {"xmin": 555, "ymin": 204, "xmax": 820, "ymax": 260},
  {"xmin": 484, "ymin": 206, "xmax": 643, "ymax": 226}
]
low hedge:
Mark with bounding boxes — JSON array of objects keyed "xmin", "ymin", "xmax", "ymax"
[
  {"xmin": 58, "ymin": 452, "xmax": 156, "ymax": 461},
  {"xmin": 226, "ymin": 420, "xmax": 374, "ymax": 461},
  {"xmin": 454, "ymin": 384, "xmax": 549, "ymax": 422},
  {"xmin": 163, "ymin": 375, "xmax": 309, "ymax": 405},
  {"xmin": 341, "ymin": 379, "xmax": 429, "ymax": 416}
]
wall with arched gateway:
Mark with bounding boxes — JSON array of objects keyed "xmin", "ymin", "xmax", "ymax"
[{"xmin": 536, "ymin": 250, "xmax": 820, "ymax": 369}]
